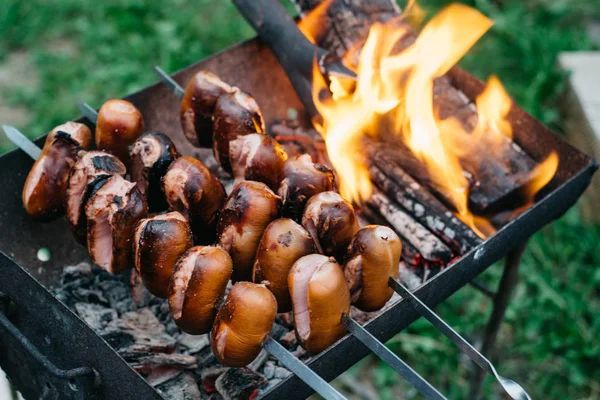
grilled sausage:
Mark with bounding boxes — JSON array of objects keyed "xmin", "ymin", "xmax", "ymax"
[
  {"xmin": 252, "ymin": 218, "xmax": 315, "ymax": 312},
  {"xmin": 22, "ymin": 122, "xmax": 92, "ymax": 219},
  {"xmin": 133, "ymin": 212, "xmax": 193, "ymax": 298},
  {"xmin": 95, "ymin": 99, "xmax": 144, "ymax": 163},
  {"xmin": 168, "ymin": 246, "xmax": 232, "ymax": 334},
  {"xmin": 162, "ymin": 156, "xmax": 226, "ymax": 244},
  {"xmin": 211, "ymin": 282, "xmax": 277, "ymax": 367},
  {"xmin": 65, "ymin": 151, "xmax": 126, "ymax": 244},
  {"xmin": 130, "ymin": 131, "xmax": 179, "ymax": 212},
  {"xmin": 85, "ymin": 175, "xmax": 147, "ymax": 274},
  {"xmin": 278, "ymin": 154, "xmax": 335, "ymax": 221},
  {"xmin": 212, "ymin": 89, "xmax": 265, "ymax": 172},
  {"xmin": 180, "ymin": 71, "xmax": 233, "ymax": 147},
  {"xmin": 302, "ymin": 191, "xmax": 359, "ymax": 261},
  {"xmin": 344, "ymin": 225, "xmax": 402, "ymax": 311},
  {"xmin": 229, "ymin": 133, "xmax": 288, "ymax": 191},
  {"xmin": 216, "ymin": 181, "xmax": 281, "ymax": 282},
  {"xmin": 289, "ymin": 254, "xmax": 350, "ymax": 354}
]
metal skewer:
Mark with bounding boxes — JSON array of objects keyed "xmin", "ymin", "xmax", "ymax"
[
  {"xmin": 262, "ymin": 336, "xmax": 347, "ymax": 400},
  {"xmin": 341, "ymin": 315, "xmax": 447, "ymax": 400},
  {"xmin": 388, "ymin": 277, "xmax": 531, "ymax": 400},
  {"xmin": 77, "ymin": 102, "xmax": 99, "ymax": 124},
  {"xmin": 153, "ymin": 66, "xmax": 185, "ymax": 100},
  {"xmin": 2, "ymin": 125, "xmax": 42, "ymax": 160}
]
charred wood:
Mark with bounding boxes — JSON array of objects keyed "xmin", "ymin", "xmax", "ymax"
[
  {"xmin": 369, "ymin": 157, "xmax": 483, "ymax": 253},
  {"xmin": 295, "ymin": 0, "xmax": 538, "ymax": 213},
  {"xmin": 366, "ymin": 189, "xmax": 453, "ymax": 264}
]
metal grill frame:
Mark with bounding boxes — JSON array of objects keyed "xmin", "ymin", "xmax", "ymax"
[{"xmin": 0, "ymin": 37, "xmax": 596, "ymax": 400}]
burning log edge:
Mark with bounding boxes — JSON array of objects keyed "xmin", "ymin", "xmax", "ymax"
[{"xmin": 291, "ymin": 0, "xmax": 539, "ymax": 214}]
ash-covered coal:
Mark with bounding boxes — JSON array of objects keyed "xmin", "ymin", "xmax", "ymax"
[
  {"xmin": 53, "ymin": 261, "xmax": 414, "ymax": 399},
  {"xmin": 53, "ymin": 262, "xmax": 295, "ymax": 399}
]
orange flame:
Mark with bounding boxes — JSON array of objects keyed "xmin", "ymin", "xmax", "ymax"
[{"xmin": 307, "ymin": 2, "xmax": 558, "ymax": 237}]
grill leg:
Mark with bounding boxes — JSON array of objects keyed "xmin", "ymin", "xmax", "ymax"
[{"xmin": 469, "ymin": 242, "xmax": 527, "ymax": 399}]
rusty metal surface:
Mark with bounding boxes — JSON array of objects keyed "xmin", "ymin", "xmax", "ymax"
[
  {"xmin": 0, "ymin": 253, "xmax": 161, "ymax": 400},
  {"xmin": 0, "ymin": 37, "xmax": 596, "ymax": 399}
]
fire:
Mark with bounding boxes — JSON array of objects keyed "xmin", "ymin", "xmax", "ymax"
[{"xmin": 308, "ymin": 2, "xmax": 558, "ymax": 237}]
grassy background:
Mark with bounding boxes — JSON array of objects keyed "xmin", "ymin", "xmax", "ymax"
[{"xmin": 1, "ymin": 0, "xmax": 599, "ymax": 399}]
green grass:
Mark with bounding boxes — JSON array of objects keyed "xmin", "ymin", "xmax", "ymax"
[{"xmin": 1, "ymin": 0, "xmax": 599, "ymax": 399}]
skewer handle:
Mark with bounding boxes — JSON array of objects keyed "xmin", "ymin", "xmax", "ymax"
[
  {"xmin": 2, "ymin": 125, "xmax": 42, "ymax": 160},
  {"xmin": 262, "ymin": 335, "xmax": 347, "ymax": 400},
  {"xmin": 77, "ymin": 102, "xmax": 99, "ymax": 124},
  {"xmin": 341, "ymin": 314, "xmax": 447, "ymax": 400},
  {"xmin": 152, "ymin": 66, "xmax": 185, "ymax": 99},
  {"xmin": 389, "ymin": 277, "xmax": 531, "ymax": 400}
]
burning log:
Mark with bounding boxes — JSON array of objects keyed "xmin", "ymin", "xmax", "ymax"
[
  {"xmin": 366, "ymin": 189, "xmax": 453, "ymax": 265},
  {"xmin": 369, "ymin": 155, "xmax": 483, "ymax": 254},
  {"xmin": 294, "ymin": 0, "xmax": 538, "ymax": 213}
]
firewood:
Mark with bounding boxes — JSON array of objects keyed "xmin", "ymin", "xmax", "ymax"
[
  {"xmin": 294, "ymin": 0, "xmax": 538, "ymax": 213},
  {"xmin": 369, "ymin": 157, "xmax": 483, "ymax": 254},
  {"xmin": 366, "ymin": 188, "xmax": 453, "ymax": 264}
]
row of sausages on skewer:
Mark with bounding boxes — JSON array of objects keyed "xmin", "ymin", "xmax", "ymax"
[{"xmin": 20, "ymin": 70, "xmax": 403, "ymax": 369}]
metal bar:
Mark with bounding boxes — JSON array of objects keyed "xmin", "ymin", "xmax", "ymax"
[
  {"xmin": 469, "ymin": 243, "xmax": 528, "ymax": 399},
  {"xmin": 2, "ymin": 125, "xmax": 42, "ymax": 160},
  {"xmin": 469, "ymin": 278, "xmax": 496, "ymax": 298},
  {"xmin": 389, "ymin": 278, "xmax": 531, "ymax": 400},
  {"xmin": 262, "ymin": 336, "xmax": 347, "ymax": 400},
  {"xmin": 341, "ymin": 314, "xmax": 447, "ymax": 400},
  {"xmin": 152, "ymin": 66, "xmax": 185, "ymax": 99},
  {"xmin": 77, "ymin": 102, "xmax": 99, "ymax": 124}
]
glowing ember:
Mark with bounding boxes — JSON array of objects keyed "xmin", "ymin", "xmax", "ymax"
[{"xmin": 307, "ymin": 2, "xmax": 558, "ymax": 237}]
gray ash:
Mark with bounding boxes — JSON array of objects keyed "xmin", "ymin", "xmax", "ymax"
[
  {"xmin": 52, "ymin": 262, "xmax": 297, "ymax": 399},
  {"xmin": 53, "ymin": 261, "xmax": 399, "ymax": 399}
]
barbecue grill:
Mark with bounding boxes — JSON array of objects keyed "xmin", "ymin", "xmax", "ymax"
[{"xmin": 0, "ymin": 19, "xmax": 597, "ymax": 400}]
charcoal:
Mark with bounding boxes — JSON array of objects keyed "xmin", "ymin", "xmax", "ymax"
[
  {"xmin": 130, "ymin": 353, "xmax": 197, "ymax": 370},
  {"xmin": 157, "ymin": 372, "xmax": 202, "ymax": 400},
  {"xmin": 199, "ymin": 365, "xmax": 229, "ymax": 394},
  {"xmin": 279, "ymin": 330, "xmax": 298, "ymax": 349},
  {"xmin": 268, "ymin": 322, "xmax": 288, "ymax": 341},
  {"xmin": 98, "ymin": 279, "xmax": 132, "ymax": 314},
  {"xmin": 247, "ymin": 349, "xmax": 269, "ymax": 371},
  {"xmin": 215, "ymin": 368, "xmax": 268, "ymax": 400},
  {"xmin": 263, "ymin": 362, "xmax": 291, "ymax": 380},
  {"xmin": 178, "ymin": 333, "xmax": 210, "ymax": 354},
  {"xmin": 147, "ymin": 368, "xmax": 182, "ymax": 387},
  {"xmin": 69, "ymin": 287, "xmax": 109, "ymax": 306},
  {"xmin": 74, "ymin": 302, "xmax": 117, "ymax": 331},
  {"xmin": 349, "ymin": 307, "xmax": 378, "ymax": 324},
  {"xmin": 62, "ymin": 262, "xmax": 92, "ymax": 283},
  {"xmin": 99, "ymin": 325, "xmax": 136, "ymax": 349}
]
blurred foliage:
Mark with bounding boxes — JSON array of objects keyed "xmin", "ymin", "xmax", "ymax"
[{"xmin": 1, "ymin": 0, "xmax": 599, "ymax": 399}]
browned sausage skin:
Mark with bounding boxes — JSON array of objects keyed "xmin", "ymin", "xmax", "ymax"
[
  {"xmin": 289, "ymin": 254, "xmax": 350, "ymax": 354},
  {"xmin": 162, "ymin": 156, "xmax": 226, "ymax": 244},
  {"xmin": 211, "ymin": 282, "xmax": 277, "ymax": 367},
  {"xmin": 302, "ymin": 191, "xmax": 359, "ymax": 261},
  {"xmin": 252, "ymin": 218, "xmax": 315, "ymax": 312},
  {"xmin": 22, "ymin": 122, "xmax": 92, "ymax": 219},
  {"xmin": 229, "ymin": 133, "xmax": 288, "ymax": 191},
  {"xmin": 85, "ymin": 175, "xmax": 147, "ymax": 274},
  {"xmin": 344, "ymin": 225, "xmax": 402, "ymax": 312},
  {"xmin": 212, "ymin": 89, "xmax": 265, "ymax": 172},
  {"xmin": 96, "ymin": 99, "xmax": 144, "ymax": 163},
  {"xmin": 133, "ymin": 212, "xmax": 193, "ymax": 298},
  {"xmin": 65, "ymin": 151, "xmax": 126, "ymax": 244},
  {"xmin": 216, "ymin": 181, "xmax": 281, "ymax": 282},
  {"xmin": 130, "ymin": 131, "xmax": 179, "ymax": 212},
  {"xmin": 169, "ymin": 246, "xmax": 233, "ymax": 334},
  {"xmin": 180, "ymin": 71, "xmax": 233, "ymax": 147},
  {"xmin": 277, "ymin": 154, "xmax": 335, "ymax": 221}
]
